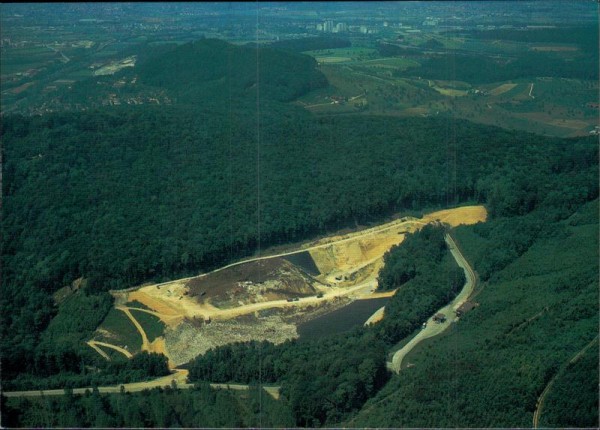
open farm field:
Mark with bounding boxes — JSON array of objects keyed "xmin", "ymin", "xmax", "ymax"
[
  {"xmin": 301, "ymin": 44, "xmax": 597, "ymax": 137},
  {"xmin": 0, "ymin": 52, "xmax": 56, "ymax": 74},
  {"xmin": 317, "ymin": 56, "xmax": 352, "ymax": 63},
  {"xmin": 7, "ymin": 81, "xmax": 36, "ymax": 95},
  {"xmin": 66, "ymin": 69, "xmax": 94, "ymax": 80},
  {"xmin": 303, "ymin": 47, "xmax": 377, "ymax": 59},
  {"xmin": 355, "ymin": 57, "xmax": 420, "ymax": 71},
  {"xmin": 431, "ymin": 80, "xmax": 471, "ymax": 90},
  {"xmin": 302, "ymin": 47, "xmax": 380, "ymax": 65},
  {"xmin": 431, "ymin": 85, "xmax": 468, "ymax": 97},
  {"xmin": 518, "ymin": 112, "xmax": 591, "ymax": 130},
  {"xmin": 489, "ymin": 82, "xmax": 518, "ymax": 96},
  {"xmin": 530, "ymin": 45, "xmax": 579, "ymax": 52}
]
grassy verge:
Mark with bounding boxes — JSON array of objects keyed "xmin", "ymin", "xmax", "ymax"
[
  {"xmin": 95, "ymin": 308, "xmax": 142, "ymax": 352},
  {"xmin": 129, "ymin": 309, "xmax": 166, "ymax": 342}
]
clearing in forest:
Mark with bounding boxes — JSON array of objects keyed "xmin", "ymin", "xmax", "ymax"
[
  {"xmin": 94, "ymin": 205, "xmax": 487, "ymax": 366},
  {"xmin": 489, "ymin": 83, "xmax": 518, "ymax": 96}
]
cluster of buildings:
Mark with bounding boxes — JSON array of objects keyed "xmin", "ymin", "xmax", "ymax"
[
  {"xmin": 315, "ymin": 20, "xmax": 348, "ymax": 33},
  {"xmin": 314, "ymin": 20, "xmax": 379, "ymax": 35}
]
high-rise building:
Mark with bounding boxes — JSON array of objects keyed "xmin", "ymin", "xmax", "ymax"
[{"xmin": 335, "ymin": 22, "xmax": 347, "ymax": 33}]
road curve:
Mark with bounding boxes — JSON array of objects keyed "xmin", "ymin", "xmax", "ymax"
[
  {"xmin": 388, "ymin": 233, "xmax": 477, "ymax": 373},
  {"xmin": 86, "ymin": 341, "xmax": 111, "ymax": 361},
  {"xmin": 533, "ymin": 335, "xmax": 599, "ymax": 428}
]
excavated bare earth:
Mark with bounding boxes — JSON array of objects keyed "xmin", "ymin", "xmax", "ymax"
[{"xmin": 91, "ymin": 206, "xmax": 487, "ymax": 366}]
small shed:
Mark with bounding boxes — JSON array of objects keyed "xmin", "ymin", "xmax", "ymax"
[
  {"xmin": 432, "ymin": 313, "xmax": 446, "ymax": 323},
  {"xmin": 456, "ymin": 301, "xmax": 478, "ymax": 317}
]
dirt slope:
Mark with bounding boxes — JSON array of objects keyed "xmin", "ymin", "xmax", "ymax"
[{"xmin": 102, "ymin": 205, "xmax": 487, "ymax": 366}]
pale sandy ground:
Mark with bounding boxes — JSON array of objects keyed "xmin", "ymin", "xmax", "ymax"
[
  {"xmin": 489, "ymin": 83, "xmax": 518, "ymax": 96},
  {"xmin": 364, "ymin": 306, "xmax": 385, "ymax": 326},
  {"xmin": 86, "ymin": 340, "xmax": 132, "ymax": 359}
]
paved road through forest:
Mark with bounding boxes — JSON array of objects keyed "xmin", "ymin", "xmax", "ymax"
[{"xmin": 388, "ymin": 234, "xmax": 476, "ymax": 373}]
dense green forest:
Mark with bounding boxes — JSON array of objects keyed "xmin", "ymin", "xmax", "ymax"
[
  {"xmin": 1, "ymin": 383, "xmax": 293, "ymax": 428},
  {"xmin": 2, "ymin": 37, "xmax": 598, "ymax": 426},
  {"xmin": 460, "ymin": 25, "xmax": 599, "ymax": 51},
  {"xmin": 2, "ymin": 221, "xmax": 466, "ymax": 427},
  {"xmin": 2, "ymin": 102, "xmax": 597, "ymax": 391},
  {"xmin": 377, "ymin": 224, "xmax": 449, "ymax": 290},
  {"xmin": 346, "ymin": 199, "xmax": 598, "ymax": 427},
  {"xmin": 539, "ymin": 337, "xmax": 599, "ymax": 428},
  {"xmin": 136, "ymin": 39, "xmax": 328, "ymax": 104}
]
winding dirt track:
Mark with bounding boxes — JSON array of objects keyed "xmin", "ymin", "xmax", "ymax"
[
  {"xmin": 86, "ymin": 341, "xmax": 110, "ymax": 360},
  {"xmin": 121, "ymin": 306, "xmax": 179, "ymax": 321},
  {"xmin": 388, "ymin": 233, "xmax": 477, "ymax": 373},
  {"xmin": 87, "ymin": 340, "xmax": 132, "ymax": 359},
  {"xmin": 117, "ymin": 306, "xmax": 149, "ymax": 350},
  {"xmin": 532, "ymin": 335, "xmax": 599, "ymax": 428}
]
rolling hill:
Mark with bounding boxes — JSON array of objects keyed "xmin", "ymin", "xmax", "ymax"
[{"xmin": 136, "ymin": 38, "xmax": 328, "ymax": 103}]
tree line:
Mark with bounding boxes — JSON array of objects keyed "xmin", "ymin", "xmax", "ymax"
[
  {"xmin": 1, "ymin": 382, "xmax": 293, "ymax": 428},
  {"xmin": 347, "ymin": 198, "xmax": 598, "ymax": 425}
]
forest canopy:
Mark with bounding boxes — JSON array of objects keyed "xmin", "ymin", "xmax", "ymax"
[{"xmin": 1, "ymin": 35, "xmax": 598, "ymax": 428}]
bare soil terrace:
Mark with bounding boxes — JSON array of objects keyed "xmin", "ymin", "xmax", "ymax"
[
  {"xmin": 186, "ymin": 257, "xmax": 319, "ymax": 308},
  {"xmin": 93, "ymin": 206, "xmax": 487, "ymax": 366}
]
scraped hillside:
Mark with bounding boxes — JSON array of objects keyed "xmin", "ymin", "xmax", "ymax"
[{"xmin": 77, "ymin": 206, "xmax": 484, "ymax": 368}]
